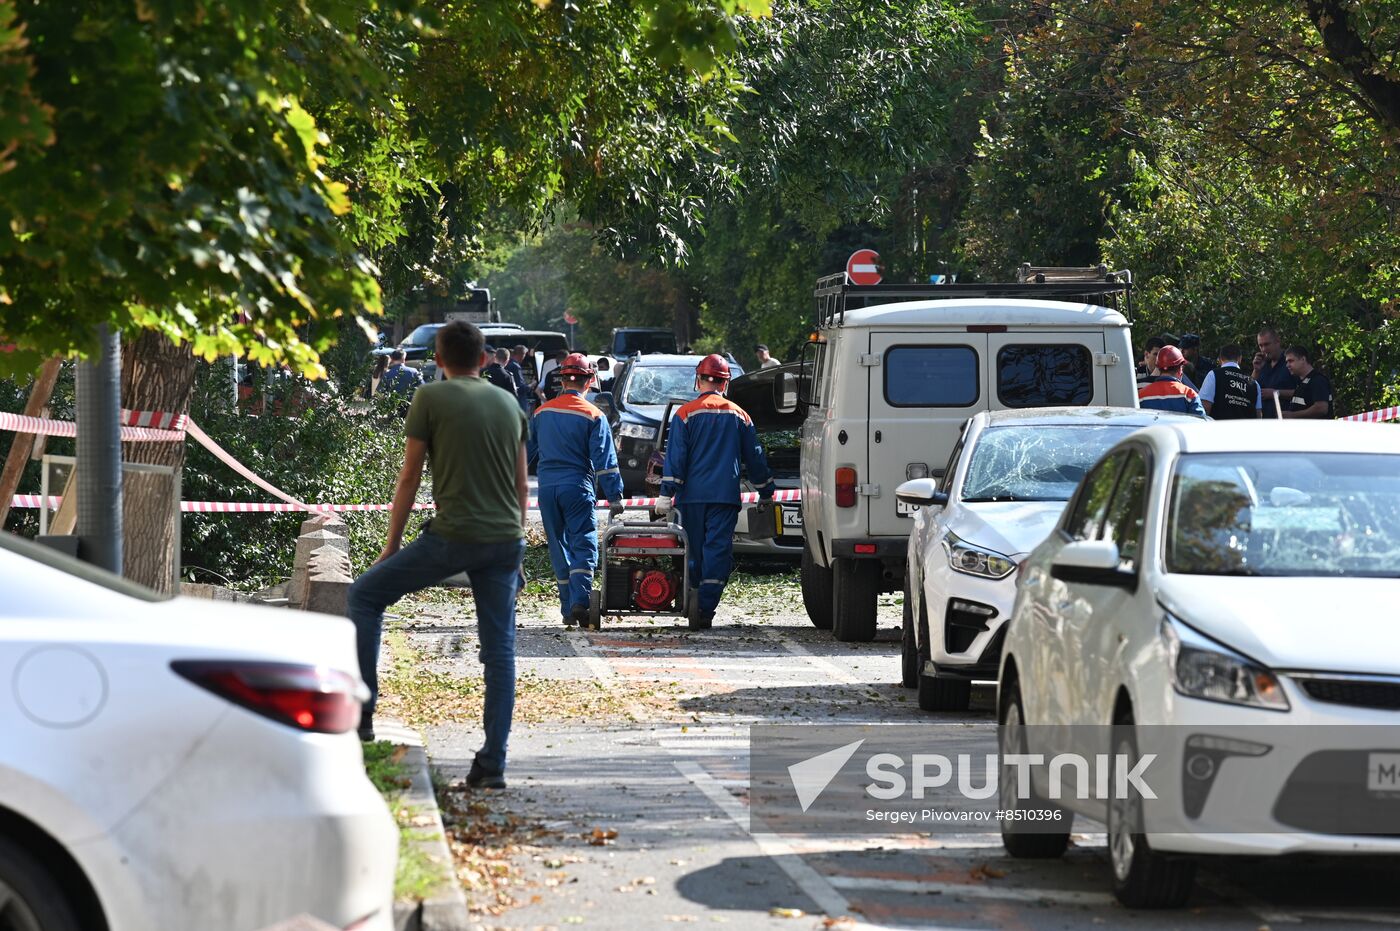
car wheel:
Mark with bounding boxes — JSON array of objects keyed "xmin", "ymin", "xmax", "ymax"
[
  {"xmin": 998, "ymin": 681, "xmax": 1071, "ymax": 858},
  {"xmin": 831, "ymin": 557, "xmax": 879, "ymax": 643},
  {"xmin": 900, "ymin": 583, "xmax": 918, "ymax": 689},
  {"xmin": 801, "ymin": 539, "xmax": 834, "ymax": 630},
  {"xmin": 1107, "ymin": 711, "xmax": 1196, "ymax": 908},
  {"xmin": 0, "ymin": 837, "xmax": 83, "ymax": 931},
  {"xmin": 917, "ymin": 667, "xmax": 971, "ymax": 712}
]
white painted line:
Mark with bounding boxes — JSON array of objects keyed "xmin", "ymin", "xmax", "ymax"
[
  {"xmin": 825, "ymin": 874, "xmax": 1116, "ymax": 906},
  {"xmin": 563, "ymin": 630, "xmax": 619, "ymax": 681},
  {"xmin": 757, "ymin": 627, "xmax": 864, "ymax": 685},
  {"xmin": 675, "ymin": 760, "xmax": 880, "ymax": 928}
]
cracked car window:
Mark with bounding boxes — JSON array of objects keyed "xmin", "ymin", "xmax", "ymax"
[
  {"xmin": 960, "ymin": 425, "xmax": 1140, "ymax": 503},
  {"xmin": 625, "ymin": 366, "xmax": 698, "ymax": 406},
  {"xmin": 1167, "ymin": 453, "xmax": 1400, "ymax": 577}
]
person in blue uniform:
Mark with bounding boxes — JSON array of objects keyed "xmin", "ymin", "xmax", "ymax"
[
  {"xmin": 658, "ymin": 354, "xmax": 774, "ymax": 628},
  {"xmin": 534, "ymin": 353, "xmax": 625, "ymax": 627}
]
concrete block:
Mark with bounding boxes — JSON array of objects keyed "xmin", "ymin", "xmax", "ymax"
[
  {"xmin": 290, "ymin": 526, "xmax": 351, "ymax": 607},
  {"xmin": 301, "ymin": 543, "xmax": 353, "ymax": 616}
]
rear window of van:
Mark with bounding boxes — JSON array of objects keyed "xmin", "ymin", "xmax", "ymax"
[
  {"xmin": 884, "ymin": 345, "xmax": 979, "ymax": 407},
  {"xmin": 997, "ymin": 344, "xmax": 1093, "ymax": 407}
]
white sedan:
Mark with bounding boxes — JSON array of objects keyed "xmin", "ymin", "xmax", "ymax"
[
  {"xmin": 897, "ymin": 407, "xmax": 1195, "ymax": 711},
  {"xmin": 998, "ymin": 420, "xmax": 1400, "ymax": 908},
  {"xmin": 0, "ymin": 532, "xmax": 396, "ymax": 931}
]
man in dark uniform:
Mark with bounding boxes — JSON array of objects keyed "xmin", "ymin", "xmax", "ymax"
[
  {"xmin": 482, "ymin": 348, "xmax": 516, "ymax": 393},
  {"xmin": 1255, "ymin": 326, "xmax": 1296, "ymax": 417},
  {"xmin": 1198, "ymin": 344, "xmax": 1261, "ymax": 419},
  {"xmin": 1180, "ymin": 333, "xmax": 1211, "ymax": 389},
  {"xmin": 1282, "ymin": 346, "xmax": 1334, "ymax": 419},
  {"xmin": 657, "ymin": 354, "xmax": 774, "ymax": 629}
]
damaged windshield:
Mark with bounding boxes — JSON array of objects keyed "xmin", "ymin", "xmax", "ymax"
[
  {"xmin": 961, "ymin": 424, "xmax": 1140, "ymax": 502},
  {"xmin": 624, "ymin": 366, "xmax": 699, "ymax": 407},
  {"xmin": 1167, "ymin": 453, "xmax": 1400, "ymax": 577}
]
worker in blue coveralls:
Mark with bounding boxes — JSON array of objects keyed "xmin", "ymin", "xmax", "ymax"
[
  {"xmin": 534, "ymin": 353, "xmax": 625, "ymax": 627},
  {"xmin": 657, "ymin": 354, "xmax": 774, "ymax": 629}
]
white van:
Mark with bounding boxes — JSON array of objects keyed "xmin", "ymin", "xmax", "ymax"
[{"xmin": 798, "ymin": 268, "xmax": 1138, "ymax": 642}]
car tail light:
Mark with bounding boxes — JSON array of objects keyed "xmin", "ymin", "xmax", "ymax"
[
  {"xmin": 835, "ymin": 467, "xmax": 857, "ymax": 508},
  {"xmin": 171, "ymin": 661, "xmax": 364, "ymax": 734},
  {"xmin": 854, "ymin": 543, "xmax": 878, "ymax": 554}
]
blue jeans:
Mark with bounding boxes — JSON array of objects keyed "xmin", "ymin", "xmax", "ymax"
[
  {"xmin": 348, "ymin": 530, "xmax": 525, "ymax": 774},
  {"xmin": 538, "ymin": 484, "xmax": 598, "ymax": 618},
  {"xmin": 677, "ymin": 503, "xmax": 741, "ymax": 614}
]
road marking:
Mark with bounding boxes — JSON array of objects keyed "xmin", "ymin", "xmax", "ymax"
[
  {"xmin": 756, "ymin": 626, "xmax": 864, "ymax": 685},
  {"xmin": 825, "ymin": 874, "xmax": 1116, "ymax": 906},
  {"xmin": 562, "ymin": 630, "xmax": 620, "ymax": 681}
]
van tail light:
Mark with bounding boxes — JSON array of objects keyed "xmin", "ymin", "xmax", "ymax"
[
  {"xmin": 835, "ymin": 467, "xmax": 858, "ymax": 508},
  {"xmin": 171, "ymin": 661, "xmax": 365, "ymax": 734}
]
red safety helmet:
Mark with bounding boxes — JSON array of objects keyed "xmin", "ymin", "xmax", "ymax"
[
  {"xmin": 696, "ymin": 354, "xmax": 731, "ymax": 381},
  {"xmin": 1155, "ymin": 345, "xmax": 1186, "ymax": 370},
  {"xmin": 558, "ymin": 352, "xmax": 596, "ymax": 377}
]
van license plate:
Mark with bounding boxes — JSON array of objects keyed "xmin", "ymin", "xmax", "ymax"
[
  {"xmin": 896, "ymin": 500, "xmax": 919, "ymax": 517},
  {"xmin": 781, "ymin": 506, "xmax": 803, "ymax": 529}
]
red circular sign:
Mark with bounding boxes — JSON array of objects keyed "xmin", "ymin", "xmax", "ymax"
[
  {"xmin": 563, "ymin": 311, "xmax": 579, "ymax": 325},
  {"xmin": 846, "ymin": 249, "xmax": 882, "ymax": 286}
]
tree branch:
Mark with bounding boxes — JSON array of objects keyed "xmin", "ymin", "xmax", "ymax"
[{"xmin": 1306, "ymin": 0, "xmax": 1400, "ymax": 132}]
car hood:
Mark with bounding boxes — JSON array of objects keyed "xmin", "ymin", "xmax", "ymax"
[
  {"xmin": 950, "ymin": 501, "xmax": 1068, "ymax": 558},
  {"xmin": 621, "ymin": 404, "xmax": 667, "ymax": 426},
  {"xmin": 1156, "ymin": 576, "xmax": 1400, "ymax": 676}
]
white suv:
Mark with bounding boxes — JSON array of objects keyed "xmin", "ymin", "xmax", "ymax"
[
  {"xmin": 797, "ymin": 268, "xmax": 1140, "ymax": 642},
  {"xmin": 897, "ymin": 407, "xmax": 1195, "ymax": 711}
]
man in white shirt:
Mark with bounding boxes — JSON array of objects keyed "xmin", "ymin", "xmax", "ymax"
[{"xmin": 755, "ymin": 344, "xmax": 780, "ymax": 369}]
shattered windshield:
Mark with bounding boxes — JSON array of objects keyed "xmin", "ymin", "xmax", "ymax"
[
  {"xmin": 961, "ymin": 424, "xmax": 1140, "ymax": 502},
  {"xmin": 403, "ymin": 324, "xmax": 443, "ymax": 347},
  {"xmin": 625, "ymin": 366, "xmax": 698, "ymax": 407},
  {"xmin": 1167, "ymin": 453, "xmax": 1400, "ymax": 577}
]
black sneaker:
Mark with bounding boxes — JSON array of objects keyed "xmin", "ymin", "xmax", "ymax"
[
  {"xmin": 570, "ymin": 604, "xmax": 589, "ymax": 628},
  {"xmin": 466, "ymin": 760, "xmax": 507, "ymax": 789},
  {"xmin": 562, "ymin": 612, "xmax": 578, "ymax": 628},
  {"xmin": 358, "ymin": 724, "xmax": 375, "ymax": 742}
]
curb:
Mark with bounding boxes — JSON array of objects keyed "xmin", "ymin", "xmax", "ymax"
[{"xmin": 379, "ymin": 717, "xmax": 472, "ymax": 931}]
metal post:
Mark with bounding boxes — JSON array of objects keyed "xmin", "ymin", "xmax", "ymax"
[{"xmin": 75, "ymin": 324, "xmax": 123, "ymax": 574}]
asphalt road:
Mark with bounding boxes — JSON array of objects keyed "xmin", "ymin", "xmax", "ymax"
[{"xmin": 384, "ymin": 563, "xmax": 1400, "ymax": 930}]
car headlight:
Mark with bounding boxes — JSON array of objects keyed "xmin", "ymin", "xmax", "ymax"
[
  {"xmin": 1161, "ymin": 614, "xmax": 1290, "ymax": 711},
  {"xmin": 617, "ymin": 422, "xmax": 658, "ymax": 441},
  {"xmin": 942, "ymin": 532, "xmax": 1017, "ymax": 579}
]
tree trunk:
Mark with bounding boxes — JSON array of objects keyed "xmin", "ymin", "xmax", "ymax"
[{"xmin": 120, "ymin": 332, "xmax": 199, "ymax": 593}]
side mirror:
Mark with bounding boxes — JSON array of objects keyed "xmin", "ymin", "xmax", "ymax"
[
  {"xmin": 895, "ymin": 478, "xmax": 949, "ymax": 509},
  {"xmin": 1050, "ymin": 540, "xmax": 1133, "ymax": 588},
  {"xmin": 594, "ymin": 392, "xmax": 616, "ymax": 418},
  {"xmin": 773, "ymin": 371, "xmax": 799, "ymax": 414}
]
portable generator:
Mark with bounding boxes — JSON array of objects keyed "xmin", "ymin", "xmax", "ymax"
[{"xmin": 587, "ymin": 509, "xmax": 707, "ymax": 630}]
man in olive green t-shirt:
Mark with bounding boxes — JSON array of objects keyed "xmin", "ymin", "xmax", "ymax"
[{"xmin": 348, "ymin": 322, "xmax": 528, "ymax": 788}]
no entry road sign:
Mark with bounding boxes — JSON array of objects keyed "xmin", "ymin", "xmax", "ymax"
[{"xmin": 846, "ymin": 249, "xmax": 882, "ymax": 286}]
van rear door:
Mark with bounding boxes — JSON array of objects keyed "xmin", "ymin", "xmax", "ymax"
[
  {"xmin": 867, "ymin": 332, "xmax": 987, "ymax": 538},
  {"xmin": 987, "ymin": 332, "xmax": 1107, "ymax": 409}
]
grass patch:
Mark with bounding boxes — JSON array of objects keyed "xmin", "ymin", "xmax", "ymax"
[{"xmin": 362, "ymin": 739, "xmax": 452, "ymax": 902}]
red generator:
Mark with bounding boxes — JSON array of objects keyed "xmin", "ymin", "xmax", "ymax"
[{"xmin": 587, "ymin": 510, "xmax": 707, "ymax": 630}]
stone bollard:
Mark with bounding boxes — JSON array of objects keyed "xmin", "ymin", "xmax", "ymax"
[
  {"xmin": 289, "ymin": 515, "xmax": 352, "ymax": 608},
  {"xmin": 301, "ymin": 543, "xmax": 353, "ymax": 616}
]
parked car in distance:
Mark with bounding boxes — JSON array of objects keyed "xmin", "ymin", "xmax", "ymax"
[
  {"xmin": 899, "ymin": 407, "xmax": 1197, "ymax": 711},
  {"xmin": 610, "ymin": 327, "xmax": 677, "ymax": 359},
  {"xmin": 599, "ymin": 354, "xmax": 744, "ymax": 495},
  {"xmin": 998, "ymin": 420, "xmax": 1400, "ymax": 908},
  {"xmin": 798, "ymin": 269, "xmax": 1139, "ymax": 643},
  {"xmin": 0, "ymin": 532, "xmax": 396, "ymax": 931}
]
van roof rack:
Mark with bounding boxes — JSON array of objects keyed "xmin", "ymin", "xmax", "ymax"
[{"xmin": 814, "ymin": 264, "xmax": 1132, "ymax": 329}]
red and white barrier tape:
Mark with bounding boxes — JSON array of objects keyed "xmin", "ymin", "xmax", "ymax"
[
  {"xmin": 9, "ymin": 489, "xmax": 802, "ymax": 513},
  {"xmin": 0, "ymin": 410, "xmax": 185, "ymax": 443},
  {"xmin": 121, "ymin": 408, "xmax": 188, "ymax": 431},
  {"xmin": 1342, "ymin": 406, "xmax": 1400, "ymax": 423}
]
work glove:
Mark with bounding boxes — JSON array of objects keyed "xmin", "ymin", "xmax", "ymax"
[
  {"xmin": 655, "ymin": 496, "xmax": 673, "ymax": 520},
  {"xmin": 609, "ymin": 503, "xmax": 625, "ymax": 520}
]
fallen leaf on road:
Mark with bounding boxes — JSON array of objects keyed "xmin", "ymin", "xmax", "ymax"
[
  {"xmin": 969, "ymin": 863, "xmax": 1007, "ymax": 881},
  {"xmin": 563, "ymin": 917, "xmax": 584, "ymax": 924},
  {"xmin": 769, "ymin": 907, "xmax": 805, "ymax": 918},
  {"xmin": 820, "ymin": 919, "xmax": 856, "ymax": 929},
  {"xmin": 664, "ymin": 916, "xmax": 698, "ymax": 923},
  {"xmin": 543, "ymin": 858, "xmax": 566, "ymax": 868},
  {"xmin": 586, "ymin": 827, "xmax": 619, "ymax": 846}
]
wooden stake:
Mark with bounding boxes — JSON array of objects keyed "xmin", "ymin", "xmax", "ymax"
[{"xmin": 0, "ymin": 358, "xmax": 62, "ymax": 527}]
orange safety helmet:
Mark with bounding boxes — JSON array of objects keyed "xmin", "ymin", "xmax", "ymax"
[
  {"xmin": 1155, "ymin": 345, "xmax": 1187, "ymax": 370},
  {"xmin": 696, "ymin": 353, "xmax": 732, "ymax": 381},
  {"xmin": 558, "ymin": 352, "xmax": 596, "ymax": 377}
]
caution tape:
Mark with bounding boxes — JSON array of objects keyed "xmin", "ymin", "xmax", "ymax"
[
  {"xmin": 121, "ymin": 408, "xmax": 188, "ymax": 431},
  {"xmin": 9, "ymin": 489, "xmax": 801, "ymax": 513},
  {"xmin": 1342, "ymin": 406, "xmax": 1400, "ymax": 423},
  {"xmin": 0, "ymin": 409, "xmax": 185, "ymax": 443}
]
